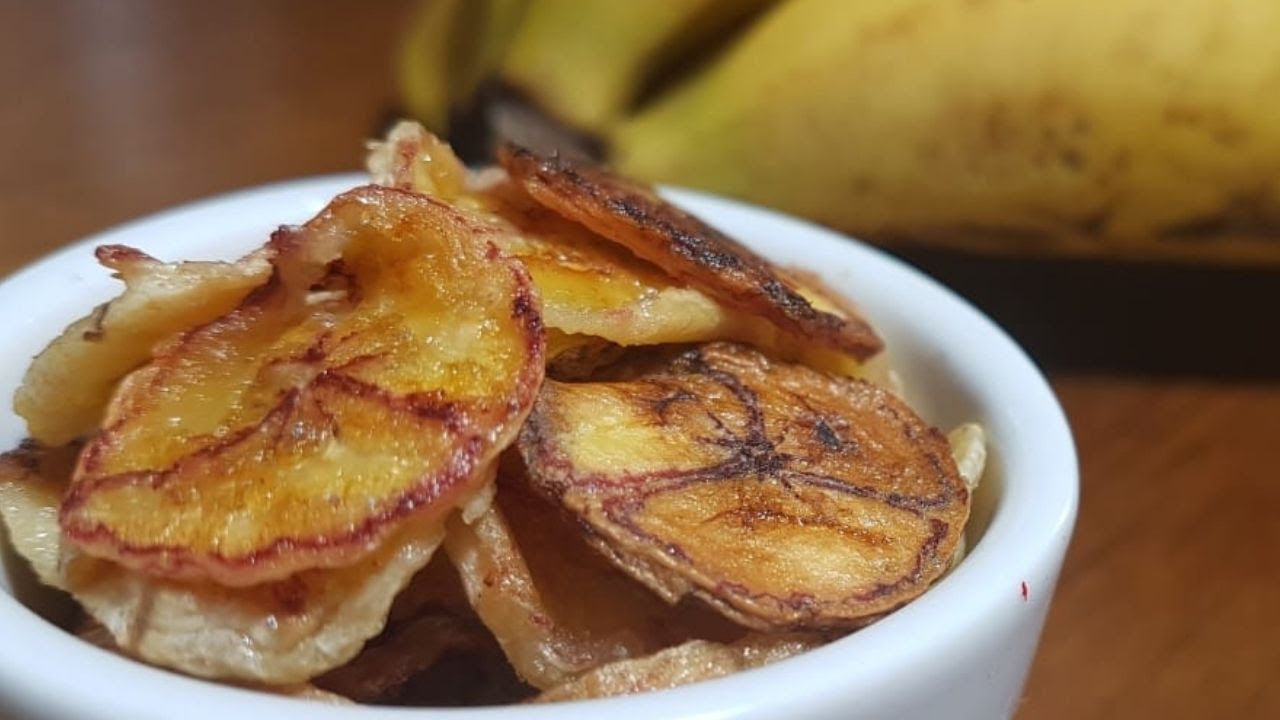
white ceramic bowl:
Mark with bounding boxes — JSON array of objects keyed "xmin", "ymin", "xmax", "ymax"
[{"xmin": 0, "ymin": 176, "xmax": 1077, "ymax": 720}]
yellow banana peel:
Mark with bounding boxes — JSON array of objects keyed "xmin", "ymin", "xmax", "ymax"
[{"xmin": 397, "ymin": 0, "xmax": 1280, "ymax": 264}]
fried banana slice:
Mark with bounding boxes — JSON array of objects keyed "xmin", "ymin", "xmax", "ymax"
[
  {"xmin": 59, "ymin": 186, "xmax": 544, "ymax": 586},
  {"xmin": 498, "ymin": 143, "xmax": 883, "ymax": 362},
  {"xmin": 479, "ymin": 179, "xmax": 739, "ymax": 345},
  {"xmin": 783, "ymin": 266, "xmax": 899, "ymax": 389},
  {"xmin": 15, "ymin": 247, "xmax": 271, "ymax": 446},
  {"xmin": 369, "ymin": 122, "xmax": 735, "ymax": 348},
  {"xmin": 369, "ymin": 123, "xmax": 884, "ymax": 378},
  {"xmin": 444, "ymin": 452, "xmax": 743, "ymax": 690},
  {"xmin": 519, "ymin": 342, "xmax": 969, "ymax": 630},
  {"xmin": 532, "ymin": 634, "xmax": 819, "ymax": 703},
  {"xmin": 0, "ymin": 444, "xmax": 446, "ymax": 683}
]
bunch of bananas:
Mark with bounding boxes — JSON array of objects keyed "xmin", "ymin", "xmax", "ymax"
[{"xmin": 398, "ymin": 0, "xmax": 1280, "ymax": 264}]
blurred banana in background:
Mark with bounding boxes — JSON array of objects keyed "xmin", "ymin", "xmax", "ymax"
[{"xmin": 397, "ymin": 0, "xmax": 1280, "ymax": 264}]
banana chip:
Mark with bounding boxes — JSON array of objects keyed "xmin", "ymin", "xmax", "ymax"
[
  {"xmin": 370, "ymin": 123, "xmax": 885, "ymax": 378},
  {"xmin": 498, "ymin": 143, "xmax": 884, "ymax": 362},
  {"xmin": 519, "ymin": 342, "xmax": 969, "ymax": 630},
  {"xmin": 1, "ymin": 443, "xmax": 448, "ymax": 683},
  {"xmin": 15, "ymin": 247, "xmax": 271, "ymax": 446},
  {"xmin": 444, "ymin": 452, "xmax": 742, "ymax": 689},
  {"xmin": 478, "ymin": 179, "xmax": 739, "ymax": 346},
  {"xmin": 533, "ymin": 634, "xmax": 819, "ymax": 703},
  {"xmin": 370, "ymin": 121, "xmax": 736, "ymax": 348},
  {"xmin": 61, "ymin": 186, "xmax": 544, "ymax": 586}
]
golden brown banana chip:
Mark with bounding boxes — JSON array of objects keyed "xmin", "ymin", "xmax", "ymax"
[
  {"xmin": 0, "ymin": 443, "xmax": 447, "ymax": 683},
  {"xmin": 478, "ymin": 178, "xmax": 740, "ymax": 346},
  {"xmin": 780, "ymin": 266, "xmax": 897, "ymax": 387},
  {"xmin": 369, "ymin": 122, "xmax": 735, "ymax": 348},
  {"xmin": 60, "ymin": 186, "xmax": 544, "ymax": 586},
  {"xmin": 532, "ymin": 634, "xmax": 819, "ymax": 703},
  {"xmin": 498, "ymin": 144, "xmax": 884, "ymax": 362},
  {"xmin": 444, "ymin": 452, "xmax": 743, "ymax": 690},
  {"xmin": 519, "ymin": 342, "xmax": 969, "ymax": 630},
  {"xmin": 368, "ymin": 124, "xmax": 884, "ymax": 379},
  {"xmin": 15, "ymin": 246, "xmax": 271, "ymax": 446}
]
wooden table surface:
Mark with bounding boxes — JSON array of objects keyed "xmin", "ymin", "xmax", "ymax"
[{"xmin": 2, "ymin": 2, "xmax": 1276, "ymax": 718}]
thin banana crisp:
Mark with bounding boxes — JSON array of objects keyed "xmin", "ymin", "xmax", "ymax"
[
  {"xmin": 369, "ymin": 121, "xmax": 885, "ymax": 380},
  {"xmin": 0, "ymin": 125, "xmax": 986, "ymax": 706},
  {"xmin": 61, "ymin": 186, "xmax": 544, "ymax": 586},
  {"xmin": 518, "ymin": 342, "xmax": 969, "ymax": 630}
]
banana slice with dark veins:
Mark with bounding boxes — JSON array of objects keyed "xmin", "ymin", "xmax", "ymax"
[
  {"xmin": 498, "ymin": 143, "xmax": 884, "ymax": 363},
  {"xmin": 518, "ymin": 342, "xmax": 969, "ymax": 631}
]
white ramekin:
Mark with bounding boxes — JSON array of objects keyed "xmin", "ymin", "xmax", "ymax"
[{"xmin": 0, "ymin": 176, "xmax": 1077, "ymax": 720}]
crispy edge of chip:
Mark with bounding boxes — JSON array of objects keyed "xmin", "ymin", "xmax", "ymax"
[
  {"xmin": 519, "ymin": 342, "xmax": 969, "ymax": 630},
  {"xmin": 58, "ymin": 186, "xmax": 546, "ymax": 585},
  {"xmin": 497, "ymin": 144, "xmax": 883, "ymax": 361}
]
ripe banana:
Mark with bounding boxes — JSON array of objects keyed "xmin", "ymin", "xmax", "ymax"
[
  {"xmin": 499, "ymin": 0, "xmax": 777, "ymax": 133},
  {"xmin": 397, "ymin": 0, "xmax": 529, "ymax": 133},
  {"xmin": 398, "ymin": 0, "xmax": 1280, "ymax": 263}
]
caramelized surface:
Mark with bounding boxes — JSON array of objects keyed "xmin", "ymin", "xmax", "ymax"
[
  {"xmin": 478, "ymin": 179, "xmax": 737, "ymax": 346},
  {"xmin": 60, "ymin": 186, "xmax": 545, "ymax": 585},
  {"xmin": 520, "ymin": 342, "xmax": 968, "ymax": 629},
  {"xmin": 499, "ymin": 144, "xmax": 883, "ymax": 361},
  {"xmin": 369, "ymin": 121, "xmax": 735, "ymax": 347},
  {"xmin": 369, "ymin": 123, "xmax": 885, "ymax": 379}
]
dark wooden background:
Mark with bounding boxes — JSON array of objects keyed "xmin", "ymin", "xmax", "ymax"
[{"xmin": 1, "ymin": 2, "xmax": 1276, "ymax": 717}]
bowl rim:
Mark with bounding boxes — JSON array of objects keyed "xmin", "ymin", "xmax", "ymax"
[{"xmin": 0, "ymin": 175, "xmax": 1079, "ymax": 720}]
